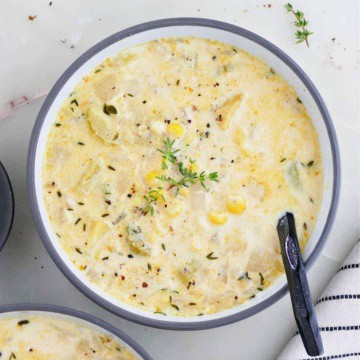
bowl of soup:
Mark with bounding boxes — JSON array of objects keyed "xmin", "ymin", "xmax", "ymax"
[
  {"xmin": 27, "ymin": 18, "xmax": 340, "ymax": 330},
  {"xmin": 0, "ymin": 303, "xmax": 151, "ymax": 359}
]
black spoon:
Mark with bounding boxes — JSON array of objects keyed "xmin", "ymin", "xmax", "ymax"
[
  {"xmin": 0, "ymin": 162, "xmax": 14, "ymax": 251},
  {"xmin": 277, "ymin": 212, "xmax": 323, "ymax": 357}
]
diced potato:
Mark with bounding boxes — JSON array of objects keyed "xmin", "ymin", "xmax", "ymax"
[
  {"xmin": 168, "ymin": 202, "xmax": 183, "ymax": 218},
  {"xmin": 150, "ymin": 121, "xmax": 166, "ymax": 135},
  {"xmin": 208, "ymin": 212, "xmax": 228, "ymax": 225},
  {"xmin": 167, "ymin": 123, "xmax": 184, "ymax": 137},
  {"xmin": 90, "ymin": 221, "xmax": 110, "ymax": 245},
  {"xmin": 232, "ymin": 127, "xmax": 245, "ymax": 146},
  {"xmin": 87, "ymin": 107, "xmax": 119, "ymax": 144},
  {"xmin": 126, "ymin": 224, "xmax": 151, "ymax": 255},
  {"xmin": 215, "ymin": 94, "xmax": 243, "ymax": 130},
  {"xmin": 227, "ymin": 197, "xmax": 246, "ymax": 215}
]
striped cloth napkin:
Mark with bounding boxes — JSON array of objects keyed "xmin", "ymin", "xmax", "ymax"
[{"xmin": 278, "ymin": 241, "xmax": 360, "ymax": 360}]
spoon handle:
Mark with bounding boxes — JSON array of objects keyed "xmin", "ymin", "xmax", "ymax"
[{"xmin": 277, "ymin": 212, "xmax": 323, "ymax": 356}]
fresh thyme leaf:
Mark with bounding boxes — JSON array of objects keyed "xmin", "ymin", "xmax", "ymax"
[
  {"xmin": 157, "ymin": 137, "xmax": 179, "ymax": 169},
  {"xmin": 142, "ymin": 187, "xmax": 165, "ymax": 215},
  {"xmin": 285, "ymin": 3, "xmax": 313, "ymax": 47}
]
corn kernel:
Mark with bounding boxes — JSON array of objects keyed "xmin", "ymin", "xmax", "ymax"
[
  {"xmin": 179, "ymin": 187, "xmax": 189, "ymax": 197},
  {"xmin": 208, "ymin": 212, "xmax": 228, "ymax": 225},
  {"xmin": 167, "ymin": 123, "xmax": 184, "ymax": 137},
  {"xmin": 227, "ymin": 197, "xmax": 246, "ymax": 215},
  {"xmin": 188, "ymin": 162, "xmax": 199, "ymax": 172},
  {"xmin": 145, "ymin": 170, "xmax": 161, "ymax": 183}
]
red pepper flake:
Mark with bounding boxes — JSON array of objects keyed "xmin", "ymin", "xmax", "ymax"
[
  {"xmin": 28, "ymin": 15, "xmax": 37, "ymax": 20},
  {"xmin": 142, "ymin": 282, "xmax": 148, "ymax": 288},
  {"xmin": 121, "ymin": 275, "xmax": 125, "ymax": 281}
]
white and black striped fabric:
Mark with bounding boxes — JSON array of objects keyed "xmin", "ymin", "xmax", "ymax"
[{"xmin": 278, "ymin": 241, "xmax": 360, "ymax": 360}]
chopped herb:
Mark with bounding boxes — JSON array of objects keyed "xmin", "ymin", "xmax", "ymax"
[
  {"xmin": 70, "ymin": 99, "xmax": 79, "ymax": 107},
  {"xmin": 147, "ymin": 263, "xmax": 152, "ymax": 270},
  {"xmin": 78, "ymin": 202, "xmax": 84, "ymax": 205},
  {"xmin": 238, "ymin": 271, "xmax": 251, "ymax": 280},
  {"xmin": 75, "ymin": 247, "xmax": 82, "ymax": 254},
  {"xmin": 307, "ymin": 160, "xmax": 314, "ymax": 167},
  {"xmin": 249, "ymin": 295, "xmax": 256, "ymax": 299},
  {"xmin": 171, "ymin": 304, "xmax": 180, "ymax": 311},
  {"xmin": 9, "ymin": 352, "xmax": 16, "ymax": 359},
  {"xmin": 270, "ymin": 68, "xmax": 275, "ymax": 74},
  {"xmin": 83, "ymin": 223, "xmax": 86, "ymax": 231},
  {"xmin": 157, "ymin": 138, "xmax": 179, "ymax": 169},
  {"xmin": 17, "ymin": 319, "xmax": 29, "ymax": 326},
  {"xmin": 55, "ymin": 123, "xmax": 62, "ymax": 127},
  {"xmin": 95, "ymin": 69, "xmax": 102, "ymax": 73},
  {"xmin": 102, "ymin": 256, "xmax": 109, "ymax": 260},
  {"xmin": 142, "ymin": 187, "xmax": 165, "ymax": 216},
  {"xmin": 108, "ymin": 165, "xmax": 116, "ymax": 171},
  {"xmin": 127, "ymin": 93, "xmax": 134, "ymax": 97},
  {"xmin": 154, "ymin": 311, "xmax": 167, "ymax": 316},
  {"xmin": 77, "ymin": 142, "xmax": 85, "ymax": 145},
  {"xmin": 285, "ymin": 3, "xmax": 313, "ymax": 47},
  {"xmin": 259, "ymin": 273, "xmax": 264, "ymax": 285},
  {"xmin": 206, "ymin": 252, "xmax": 218, "ymax": 260},
  {"xmin": 74, "ymin": 218, "xmax": 81, "ymax": 225},
  {"xmin": 280, "ymin": 158, "xmax": 286, "ymax": 162},
  {"xmin": 189, "ymin": 302, "xmax": 197, "ymax": 306},
  {"xmin": 57, "ymin": 191, "xmax": 62, "ymax": 198},
  {"xmin": 257, "ymin": 287, "xmax": 264, "ymax": 291},
  {"xmin": 303, "ymin": 222, "xmax": 308, "ymax": 230},
  {"xmin": 309, "ymin": 197, "xmax": 314, "ymax": 203},
  {"xmin": 103, "ymin": 103, "xmax": 118, "ymax": 115},
  {"xmin": 102, "ymin": 213, "xmax": 109, "ymax": 218},
  {"xmin": 296, "ymin": 97, "xmax": 303, "ymax": 104},
  {"xmin": 161, "ymin": 243, "xmax": 166, "ymax": 251}
]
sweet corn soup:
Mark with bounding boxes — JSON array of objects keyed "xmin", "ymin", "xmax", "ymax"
[
  {"xmin": 42, "ymin": 37, "xmax": 323, "ymax": 316},
  {"xmin": 0, "ymin": 315, "xmax": 135, "ymax": 359}
]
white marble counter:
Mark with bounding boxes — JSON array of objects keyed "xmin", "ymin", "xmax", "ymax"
[{"xmin": 0, "ymin": 0, "xmax": 358, "ymax": 359}]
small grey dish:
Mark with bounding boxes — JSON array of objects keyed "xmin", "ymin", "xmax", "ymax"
[
  {"xmin": 27, "ymin": 18, "xmax": 340, "ymax": 330},
  {"xmin": 0, "ymin": 162, "xmax": 14, "ymax": 252},
  {"xmin": 0, "ymin": 303, "xmax": 152, "ymax": 359}
]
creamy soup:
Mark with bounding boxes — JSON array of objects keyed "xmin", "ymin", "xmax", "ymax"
[
  {"xmin": 0, "ymin": 315, "xmax": 136, "ymax": 359},
  {"xmin": 42, "ymin": 37, "xmax": 323, "ymax": 316}
]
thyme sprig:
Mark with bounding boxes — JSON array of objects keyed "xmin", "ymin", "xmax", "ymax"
[
  {"xmin": 285, "ymin": 3, "xmax": 313, "ymax": 48},
  {"xmin": 141, "ymin": 137, "xmax": 219, "ymax": 215},
  {"xmin": 157, "ymin": 138, "xmax": 179, "ymax": 169},
  {"xmin": 142, "ymin": 187, "xmax": 165, "ymax": 215}
]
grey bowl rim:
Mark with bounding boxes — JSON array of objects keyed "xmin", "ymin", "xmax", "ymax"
[
  {"xmin": 27, "ymin": 17, "xmax": 341, "ymax": 331},
  {"xmin": 0, "ymin": 303, "xmax": 152, "ymax": 359},
  {"xmin": 0, "ymin": 161, "xmax": 14, "ymax": 252}
]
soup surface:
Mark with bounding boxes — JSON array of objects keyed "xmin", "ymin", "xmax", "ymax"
[
  {"xmin": 42, "ymin": 37, "xmax": 323, "ymax": 316},
  {"xmin": 0, "ymin": 314, "xmax": 136, "ymax": 359}
]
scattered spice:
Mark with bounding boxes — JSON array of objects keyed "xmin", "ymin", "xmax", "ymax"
[{"xmin": 28, "ymin": 15, "xmax": 37, "ymax": 20}]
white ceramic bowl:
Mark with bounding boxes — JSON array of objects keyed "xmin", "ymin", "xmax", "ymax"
[
  {"xmin": 0, "ymin": 303, "xmax": 151, "ymax": 359},
  {"xmin": 28, "ymin": 18, "xmax": 340, "ymax": 330}
]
